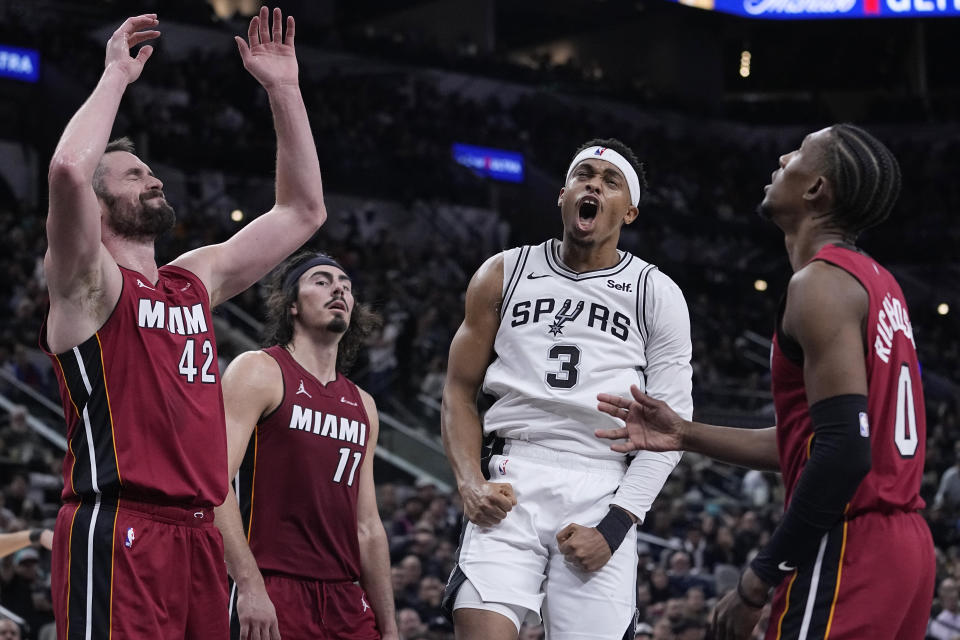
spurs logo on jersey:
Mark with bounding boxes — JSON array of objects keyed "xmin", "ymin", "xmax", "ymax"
[
  {"xmin": 511, "ymin": 297, "xmax": 630, "ymax": 342},
  {"xmin": 481, "ymin": 239, "xmax": 690, "ymax": 457},
  {"xmin": 547, "ymin": 299, "xmax": 583, "ymax": 337}
]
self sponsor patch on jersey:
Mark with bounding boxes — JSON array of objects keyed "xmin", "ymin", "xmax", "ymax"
[{"xmin": 858, "ymin": 412, "xmax": 870, "ymax": 438}]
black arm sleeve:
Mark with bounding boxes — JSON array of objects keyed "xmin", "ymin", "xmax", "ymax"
[{"xmin": 750, "ymin": 394, "xmax": 871, "ymax": 586}]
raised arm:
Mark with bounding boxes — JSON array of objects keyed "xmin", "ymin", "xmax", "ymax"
[
  {"xmin": 441, "ymin": 253, "xmax": 516, "ymax": 527},
  {"xmin": 213, "ymin": 351, "xmax": 283, "ymax": 640},
  {"xmin": 45, "ymin": 15, "xmax": 159, "ymax": 350},
  {"xmin": 355, "ymin": 390, "xmax": 399, "ymax": 640},
  {"xmin": 172, "ymin": 7, "xmax": 326, "ymax": 307}
]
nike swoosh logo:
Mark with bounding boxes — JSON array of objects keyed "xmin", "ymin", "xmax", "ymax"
[
  {"xmin": 526, "ymin": 273, "xmax": 550, "ymax": 279},
  {"xmin": 778, "ymin": 561, "xmax": 797, "ymax": 572}
]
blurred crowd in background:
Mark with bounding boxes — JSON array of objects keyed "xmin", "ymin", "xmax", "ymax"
[{"xmin": 0, "ymin": 2, "xmax": 958, "ymax": 639}]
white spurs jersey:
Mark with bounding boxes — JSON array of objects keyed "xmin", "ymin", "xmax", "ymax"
[{"xmin": 482, "ymin": 239, "xmax": 693, "ymax": 461}]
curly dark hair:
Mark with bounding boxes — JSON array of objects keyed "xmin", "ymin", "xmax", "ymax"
[{"xmin": 262, "ymin": 251, "xmax": 382, "ymax": 374}]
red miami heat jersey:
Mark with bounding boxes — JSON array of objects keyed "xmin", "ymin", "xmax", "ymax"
[
  {"xmin": 236, "ymin": 346, "xmax": 370, "ymax": 582},
  {"xmin": 42, "ymin": 265, "xmax": 227, "ymax": 508},
  {"xmin": 771, "ymin": 244, "xmax": 925, "ymax": 516}
]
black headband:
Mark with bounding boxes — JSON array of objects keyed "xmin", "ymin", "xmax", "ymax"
[{"xmin": 282, "ymin": 255, "xmax": 348, "ymax": 294}]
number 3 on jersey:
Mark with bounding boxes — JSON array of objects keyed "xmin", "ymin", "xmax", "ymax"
[
  {"xmin": 178, "ymin": 338, "xmax": 216, "ymax": 383},
  {"xmin": 546, "ymin": 344, "xmax": 581, "ymax": 389}
]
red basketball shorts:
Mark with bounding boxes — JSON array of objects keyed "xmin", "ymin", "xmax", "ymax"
[
  {"xmin": 52, "ymin": 499, "xmax": 229, "ymax": 640},
  {"xmin": 765, "ymin": 510, "xmax": 934, "ymax": 640}
]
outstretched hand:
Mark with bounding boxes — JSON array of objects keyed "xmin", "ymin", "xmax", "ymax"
[
  {"xmin": 596, "ymin": 385, "xmax": 687, "ymax": 453},
  {"xmin": 236, "ymin": 6, "xmax": 298, "ymax": 90},
  {"xmin": 105, "ymin": 14, "xmax": 160, "ymax": 84}
]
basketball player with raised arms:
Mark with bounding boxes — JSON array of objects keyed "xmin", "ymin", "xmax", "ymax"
[
  {"xmin": 215, "ymin": 252, "xmax": 399, "ymax": 640},
  {"xmin": 41, "ymin": 8, "xmax": 326, "ymax": 639},
  {"xmin": 597, "ymin": 125, "xmax": 935, "ymax": 640},
  {"xmin": 441, "ymin": 139, "xmax": 692, "ymax": 640}
]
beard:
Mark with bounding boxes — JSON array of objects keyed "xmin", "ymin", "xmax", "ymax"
[
  {"xmin": 326, "ymin": 315, "xmax": 349, "ymax": 334},
  {"xmin": 104, "ymin": 191, "xmax": 176, "ymax": 240}
]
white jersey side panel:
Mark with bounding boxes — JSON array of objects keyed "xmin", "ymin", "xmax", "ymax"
[{"xmin": 482, "ymin": 239, "xmax": 662, "ymax": 460}]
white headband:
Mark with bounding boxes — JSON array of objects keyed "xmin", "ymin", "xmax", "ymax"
[{"xmin": 566, "ymin": 146, "xmax": 642, "ymax": 206}]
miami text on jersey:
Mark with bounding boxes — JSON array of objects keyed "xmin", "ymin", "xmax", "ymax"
[
  {"xmin": 137, "ymin": 299, "xmax": 209, "ymax": 336},
  {"xmin": 289, "ymin": 404, "xmax": 368, "ymax": 445}
]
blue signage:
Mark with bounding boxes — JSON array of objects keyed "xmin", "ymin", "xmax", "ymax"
[
  {"xmin": 670, "ymin": 0, "xmax": 960, "ymax": 18},
  {"xmin": 452, "ymin": 143, "xmax": 524, "ymax": 184},
  {"xmin": 0, "ymin": 45, "xmax": 39, "ymax": 83}
]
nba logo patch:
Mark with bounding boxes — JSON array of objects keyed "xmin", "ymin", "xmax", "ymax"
[
  {"xmin": 124, "ymin": 527, "xmax": 135, "ymax": 548},
  {"xmin": 498, "ymin": 459, "xmax": 509, "ymax": 476},
  {"xmin": 594, "ymin": 147, "xmax": 606, "ymax": 156},
  {"xmin": 858, "ymin": 412, "xmax": 870, "ymax": 438}
]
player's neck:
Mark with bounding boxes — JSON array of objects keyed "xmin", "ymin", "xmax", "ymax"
[
  {"xmin": 104, "ymin": 236, "xmax": 159, "ymax": 282},
  {"xmin": 286, "ymin": 333, "xmax": 339, "ymax": 384},
  {"xmin": 783, "ymin": 222, "xmax": 847, "ymax": 272},
  {"xmin": 557, "ymin": 239, "xmax": 620, "ymax": 273}
]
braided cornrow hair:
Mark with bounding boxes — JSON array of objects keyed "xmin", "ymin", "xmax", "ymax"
[{"xmin": 822, "ymin": 124, "xmax": 901, "ymax": 239}]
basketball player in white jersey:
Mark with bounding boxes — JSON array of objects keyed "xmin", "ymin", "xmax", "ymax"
[{"xmin": 441, "ymin": 139, "xmax": 693, "ymax": 640}]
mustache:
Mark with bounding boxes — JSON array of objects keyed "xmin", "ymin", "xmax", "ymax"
[{"xmin": 140, "ymin": 189, "xmax": 165, "ymax": 202}]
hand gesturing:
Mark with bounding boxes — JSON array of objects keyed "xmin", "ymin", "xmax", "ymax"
[
  {"xmin": 104, "ymin": 14, "xmax": 160, "ymax": 84},
  {"xmin": 236, "ymin": 6, "xmax": 298, "ymax": 90},
  {"xmin": 596, "ymin": 385, "xmax": 687, "ymax": 453}
]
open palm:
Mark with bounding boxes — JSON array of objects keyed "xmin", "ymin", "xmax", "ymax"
[
  {"xmin": 596, "ymin": 385, "xmax": 686, "ymax": 453},
  {"xmin": 236, "ymin": 6, "xmax": 298, "ymax": 90}
]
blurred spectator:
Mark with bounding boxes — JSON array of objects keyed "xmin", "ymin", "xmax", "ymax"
[
  {"xmin": 0, "ymin": 618, "xmax": 21, "ymax": 640},
  {"xmin": 651, "ymin": 617, "xmax": 675, "ymax": 640},
  {"xmin": 397, "ymin": 607, "xmax": 428, "ymax": 640},
  {"xmin": 935, "ymin": 442, "xmax": 960, "ymax": 510},
  {"xmin": 667, "ymin": 550, "xmax": 713, "ymax": 598},
  {"xmin": 0, "ymin": 549, "xmax": 53, "ymax": 640},
  {"xmin": 673, "ymin": 617, "xmax": 707, "ymax": 640},
  {"xmin": 929, "ymin": 577, "xmax": 960, "ymax": 640}
]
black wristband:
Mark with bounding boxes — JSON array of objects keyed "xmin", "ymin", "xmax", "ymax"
[
  {"xmin": 737, "ymin": 574, "xmax": 768, "ymax": 609},
  {"xmin": 28, "ymin": 529, "xmax": 42, "ymax": 545},
  {"xmin": 595, "ymin": 507, "xmax": 634, "ymax": 553}
]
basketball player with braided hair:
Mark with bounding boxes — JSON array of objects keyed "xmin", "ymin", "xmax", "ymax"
[{"xmin": 597, "ymin": 124, "xmax": 935, "ymax": 640}]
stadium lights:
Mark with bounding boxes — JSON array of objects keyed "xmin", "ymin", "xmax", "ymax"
[
  {"xmin": 937, "ymin": 303, "xmax": 949, "ymax": 316},
  {"xmin": 739, "ymin": 50, "xmax": 751, "ymax": 78},
  {"xmin": 230, "ymin": 209, "xmax": 244, "ymax": 222},
  {"xmin": 754, "ymin": 279, "xmax": 767, "ymax": 292}
]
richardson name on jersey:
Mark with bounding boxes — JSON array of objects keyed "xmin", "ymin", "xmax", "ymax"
[
  {"xmin": 137, "ymin": 299, "xmax": 209, "ymax": 336},
  {"xmin": 289, "ymin": 404, "xmax": 367, "ymax": 446},
  {"xmin": 510, "ymin": 297, "xmax": 630, "ymax": 342},
  {"xmin": 874, "ymin": 292, "xmax": 916, "ymax": 363}
]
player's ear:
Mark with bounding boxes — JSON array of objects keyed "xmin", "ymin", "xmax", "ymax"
[
  {"xmin": 557, "ymin": 187, "xmax": 565, "ymax": 208},
  {"xmin": 805, "ymin": 175, "xmax": 832, "ymax": 211},
  {"xmin": 623, "ymin": 205, "xmax": 639, "ymax": 225},
  {"xmin": 289, "ymin": 301, "xmax": 298, "ymax": 317}
]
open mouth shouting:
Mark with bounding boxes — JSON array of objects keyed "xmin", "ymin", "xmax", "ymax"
[{"xmin": 576, "ymin": 195, "xmax": 600, "ymax": 232}]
